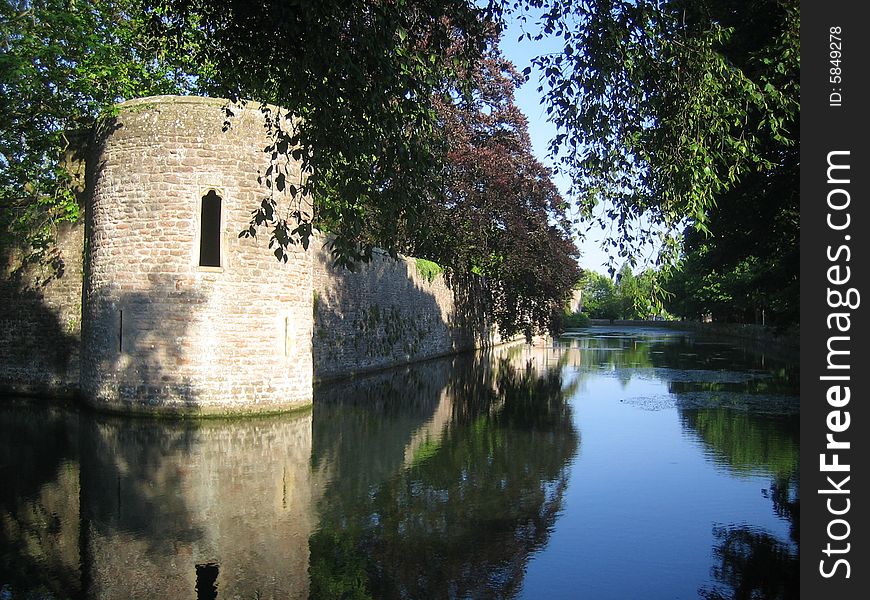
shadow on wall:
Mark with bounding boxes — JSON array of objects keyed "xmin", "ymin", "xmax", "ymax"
[
  {"xmin": 0, "ymin": 122, "xmax": 106, "ymax": 399},
  {"xmin": 0, "ymin": 224, "xmax": 83, "ymax": 397},
  {"xmin": 80, "ymin": 119, "xmax": 211, "ymax": 412},
  {"xmin": 82, "ymin": 285, "xmax": 210, "ymax": 412},
  {"xmin": 444, "ymin": 269, "xmax": 495, "ymax": 347},
  {"xmin": 312, "ymin": 243, "xmax": 495, "ymax": 381}
]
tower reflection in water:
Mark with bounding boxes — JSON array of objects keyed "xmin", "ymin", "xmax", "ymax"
[{"xmin": 1, "ymin": 405, "xmax": 318, "ymax": 599}]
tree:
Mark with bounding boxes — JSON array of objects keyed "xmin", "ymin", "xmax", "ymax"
[
  {"xmin": 579, "ymin": 271, "xmax": 618, "ymax": 321},
  {"xmin": 515, "ymin": 0, "xmax": 798, "ymax": 324},
  {"xmin": 410, "ymin": 31, "xmax": 582, "ymax": 338},
  {"xmin": 4, "ymin": 1, "xmax": 580, "ymax": 336},
  {"xmin": 2, "ymin": 0, "xmax": 495, "ymax": 262},
  {"xmin": 150, "ymin": 0, "xmax": 498, "ymax": 267},
  {"xmin": 5, "ymin": 0, "xmax": 798, "ymax": 332},
  {"xmin": 0, "ymin": 0, "xmax": 199, "ymax": 254},
  {"xmin": 664, "ymin": 121, "xmax": 798, "ymax": 326},
  {"xmin": 507, "ymin": 0, "xmax": 798, "ymax": 273},
  {"xmin": 580, "ymin": 266, "xmax": 661, "ymax": 321}
]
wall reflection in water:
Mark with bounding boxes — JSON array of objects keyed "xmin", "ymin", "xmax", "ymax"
[
  {"xmin": 310, "ymin": 344, "xmax": 579, "ymax": 599},
  {"xmin": 1, "ymin": 342, "xmax": 576, "ymax": 600},
  {"xmin": 1, "ymin": 404, "xmax": 317, "ymax": 599},
  {"xmin": 2, "ymin": 328, "xmax": 798, "ymax": 599}
]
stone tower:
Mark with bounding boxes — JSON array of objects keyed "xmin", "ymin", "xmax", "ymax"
[{"xmin": 81, "ymin": 96, "xmax": 312, "ymax": 414}]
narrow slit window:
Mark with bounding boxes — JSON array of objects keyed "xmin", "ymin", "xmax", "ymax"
[
  {"xmin": 199, "ymin": 190, "xmax": 222, "ymax": 267},
  {"xmin": 195, "ymin": 562, "xmax": 219, "ymax": 600}
]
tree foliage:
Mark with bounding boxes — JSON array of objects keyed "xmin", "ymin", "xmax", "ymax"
[
  {"xmin": 1, "ymin": 0, "xmax": 493, "ymax": 262},
  {"xmin": 518, "ymin": 0, "xmax": 799, "ymax": 268},
  {"xmin": 150, "ymin": 0, "xmax": 498, "ymax": 267},
  {"xmin": 649, "ymin": 1, "xmax": 800, "ymax": 326},
  {"xmin": 580, "ymin": 265, "xmax": 661, "ymax": 321},
  {"xmin": 3, "ymin": 0, "xmax": 799, "ymax": 332},
  {"xmin": 410, "ymin": 32, "xmax": 582, "ymax": 338},
  {"xmin": 3, "ymin": 0, "xmax": 580, "ymax": 335},
  {"xmin": 0, "ymin": 0, "xmax": 198, "ymax": 253},
  {"xmin": 510, "ymin": 0, "xmax": 799, "ymax": 325},
  {"xmin": 663, "ymin": 105, "xmax": 798, "ymax": 326}
]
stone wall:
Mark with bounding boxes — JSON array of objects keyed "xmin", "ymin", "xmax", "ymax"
[
  {"xmin": 81, "ymin": 96, "xmax": 313, "ymax": 415},
  {"xmin": 0, "ymin": 222, "xmax": 83, "ymax": 396},
  {"xmin": 312, "ymin": 240, "xmax": 498, "ymax": 382},
  {"xmin": 0, "ymin": 95, "xmax": 509, "ymax": 415}
]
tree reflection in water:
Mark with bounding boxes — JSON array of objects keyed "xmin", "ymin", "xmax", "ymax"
[
  {"xmin": 699, "ymin": 524, "xmax": 798, "ymax": 600},
  {"xmin": 310, "ymin": 351, "xmax": 579, "ymax": 600},
  {"xmin": 1, "ymin": 328, "xmax": 801, "ymax": 598},
  {"xmin": 681, "ymin": 408, "xmax": 799, "ymax": 600},
  {"xmin": 0, "ymin": 405, "xmax": 80, "ymax": 599}
]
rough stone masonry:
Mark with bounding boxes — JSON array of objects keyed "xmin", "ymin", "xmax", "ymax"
[{"xmin": 0, "ymin": 96, "xmax": 499, "ymax": 415}]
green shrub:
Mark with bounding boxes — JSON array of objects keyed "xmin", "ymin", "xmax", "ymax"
[
  {"xmin": 414, "ymin": 258, "xmax": 443, "ymax": 282},
  {"xmin": 561, "ymin": 311, "xmax": 590, "ymax": 329}
]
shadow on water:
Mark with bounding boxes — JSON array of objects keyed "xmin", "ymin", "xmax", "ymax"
[
  {"xmin": 698, "ymin": 523, "xmax": 799, "ymax": 600},
  {"xmin": 310, "ymin": 347, "xmax": 580, "ymax": 600},
  {"xmin": 560, "ymin": 325, "xmax": 797, "ymax": 380}
]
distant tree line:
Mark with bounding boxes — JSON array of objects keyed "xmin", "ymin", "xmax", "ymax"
[{"xmin": 574, "ymin": 265, "xmax": 663, "ymax": 322}]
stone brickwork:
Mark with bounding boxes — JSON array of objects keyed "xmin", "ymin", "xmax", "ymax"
[
  {"xmin": 312, "ymin": 240, "xmax": 500, "ymax": 382},
  {"xmin": 81, "ymin": 96, "xmax": 313, "ymax": 414},
  {"xmin": 0, "ymin": 222, "xmax": 83, "ymax": 396},
  {"xmin": 0, "ymin": 95, "xmax": 508, "ymax": 415}
]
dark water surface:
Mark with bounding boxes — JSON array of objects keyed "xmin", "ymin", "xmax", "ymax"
[{"xmin": 1, "ymin": 326, "xmax": 798, "ymax": 599}]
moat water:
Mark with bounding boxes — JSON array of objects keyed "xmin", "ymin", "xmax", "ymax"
[{"xmin": 1, "ymin": 326, "xmax": 798, "ymax": 599}]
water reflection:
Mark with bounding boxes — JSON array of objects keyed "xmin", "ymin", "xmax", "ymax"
[
  {"xmin": 311, "ymin": 348, "xmax": 579, "ymax": 599},
  {"xmin": 681, "ymin": 408, "xmax": 799, "ymax": 600},
  {"xmin": 525, "ymin": 327, "xmax": 798, "ymax": 599},
  {"xmin": 1, "ymin": 327, "xmax": 799, "ymax": 599},
  {"xmin": 0, "ymin": 406, "xmax": 80, "ymax": 599},
  {"xmin": 697, "ymin": 523, "xmax": 798, "ymax": 600},
  {"xmin": 1, "ymin": 404, "xmax": 316, "ymax": 599}
]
